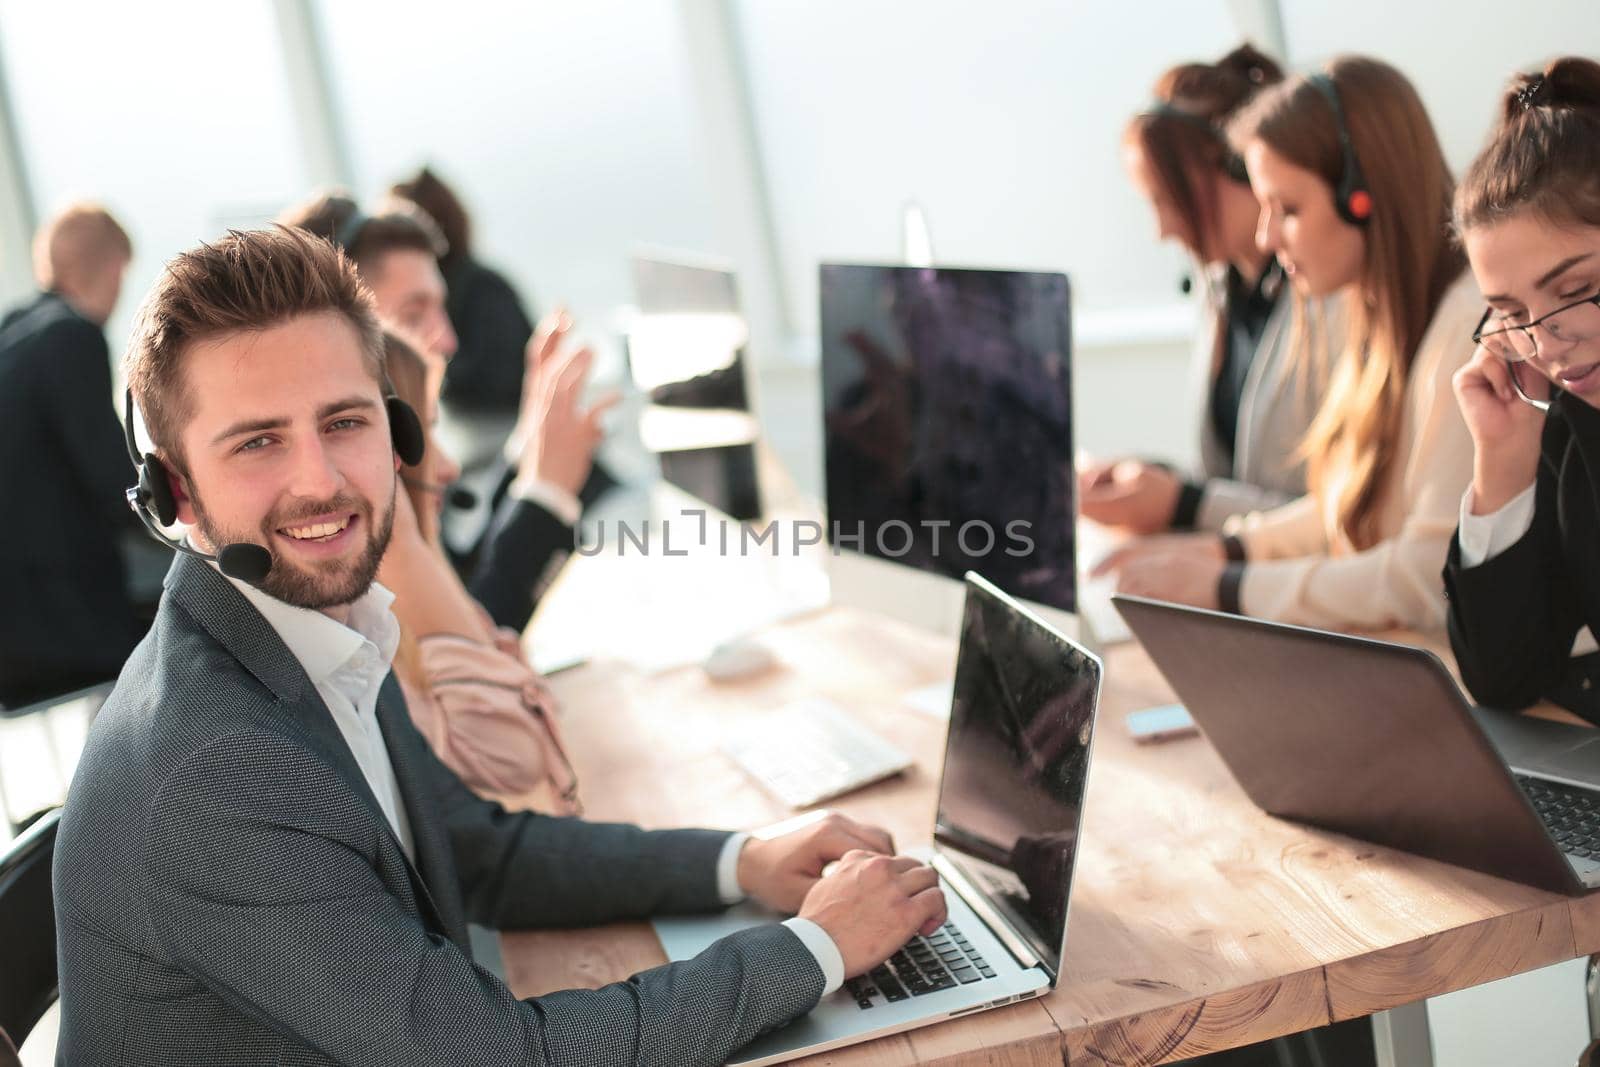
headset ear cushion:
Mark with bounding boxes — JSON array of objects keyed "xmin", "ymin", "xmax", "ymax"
[
  {"xmin": 140, "ymin": 454, "xmax": 178, "ymax": 526},
  {"xmin": 386, "ymin": 396, "xmax": 426, "ymax": 467}
]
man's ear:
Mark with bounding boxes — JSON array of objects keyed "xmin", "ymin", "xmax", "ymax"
[{"xmin": 168, "ymin": 464, "xmax": 197, "ymax": 527}]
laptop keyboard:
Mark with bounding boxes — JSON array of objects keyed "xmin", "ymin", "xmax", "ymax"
[
  {"xmin": 1516, "ymin": 775, "xmax": 1600, "ymax": 857},
  {"xmin": 843, "ymin": 921, "xmax": 997, "ymax": 1009}
]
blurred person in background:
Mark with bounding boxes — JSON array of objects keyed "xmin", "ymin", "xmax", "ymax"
[
  {"xmin": 390, "ymin": 166, "xmax": 528, "ymax": 422},
  {"xmin": 1099, "ymin": 57, "xmax": 1479, "ymax": 635},
  {"xmin": 377, "ymin": 328, "xmax": 580, "ymax": 808},
  {"xmin": 0, "ymin": 202, "xmax": 140, "ymax": 707},
  {"xmin": 1084, "ymin": 43, "xmax": 1335, "ymax": 535},
  {"xmin": 281, "ymin": 193, "xmax": 615, "ymax": 629}
]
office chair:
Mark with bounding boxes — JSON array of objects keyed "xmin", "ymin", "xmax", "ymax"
[{"xmin": 0, "ymin": 808, "xmax": 61, "ymax": 1051}]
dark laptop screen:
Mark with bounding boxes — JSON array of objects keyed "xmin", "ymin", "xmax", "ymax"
[
  {"xmin": 819, "ymin": 263, "xmax": 1076, "ymax": 612},
  {"xmin": 933, "ymin": 574, "xmax": 1100, "ymax": 976}
]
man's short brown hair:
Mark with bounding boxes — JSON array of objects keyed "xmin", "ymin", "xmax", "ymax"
[
  {"xmin": 277, "ymin": 190, "xmax": 446, "ymax": 280},
  {"xmin": 33, "ymin": 202, "xmax": 132, "ymax": 290},
  {"xmin": 124, "ymin": 226, "xmax": 385, "ymax": 469}
]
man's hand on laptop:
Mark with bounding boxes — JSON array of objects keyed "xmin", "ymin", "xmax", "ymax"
[
  {"xmin": 797, "ymin": 851, "xmax": 948, "ymax": 978},
  {"xmin": 738, "ymin": 811, "xmax": 895, "ymax": 913}
]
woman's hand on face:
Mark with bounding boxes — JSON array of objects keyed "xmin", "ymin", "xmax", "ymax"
[
  {"xmin": 1076, "ymin": 459, "xmax": 1182, "ymax": 534},
  {"xmin": 1452, "ymin": 345, "xmax": 1545, "ymax": 514}
]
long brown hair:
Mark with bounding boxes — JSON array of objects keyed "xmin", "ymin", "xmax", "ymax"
[
  {"xmin": 1123, "ymin": 43, "xmax": 1283, "ymax": 260},
  {"xmin": 1456, "ymin": 57, "xmax": 1600, "ymax": 234},
  {"xmin": 380, "ymin": 328, "xmax": 441, "ymax": 699},
  {"xmin": 1231, "ymin": 56, "xmax": 1466, "ymax": 548}
]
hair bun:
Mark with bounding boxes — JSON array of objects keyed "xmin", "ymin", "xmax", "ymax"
[
  {"xmin": 1216, "ymin": 43, "xmax": 1283, "ymax": 89},
  {"xmin": 1505, "ymin": 58, "xmax": 1600, "ymax": 121}
]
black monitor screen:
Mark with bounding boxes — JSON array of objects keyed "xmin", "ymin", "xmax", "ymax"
[
  {"xmin": 630, "ymin": 256, "xmax": 762, "ymax": 521},
  {"xmin": 934, "ymin": 574, "xmax": 1100, "ymax": 977},
  {"xmin": 820, "ymin": 264, "xmax": 1075, "ymax": 612}
]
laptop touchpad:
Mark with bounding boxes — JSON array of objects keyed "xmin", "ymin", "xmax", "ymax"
[{"xmin": 1538, "ymin": 735, "xmax": 1600, "ymax": 782}]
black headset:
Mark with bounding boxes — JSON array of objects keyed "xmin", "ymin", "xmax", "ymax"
[
  {"xmin": 1144, "ymin": 101, "xmax": 1251, "ymax": 184},
  {"xmin": 123, "ymin": 389, "xmax": 426, "ymax": 584},
  {"xmin": 1307, "ymin": 72, "xmax": 1373, "ymax": 227}
]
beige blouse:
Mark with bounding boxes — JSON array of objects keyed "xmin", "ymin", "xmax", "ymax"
[
  {"xmin": 400, "ymin": 632, "xmax": 580, "ymax": 813},
  {"xmin": 1223, "ymin": 273, "xmax": 1481, "ymax": 632}
]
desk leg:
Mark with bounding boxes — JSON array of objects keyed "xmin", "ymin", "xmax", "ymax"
[{"xmin": 1372, "ymin": 1001, "xmax": 1433, "ymax": 1067}]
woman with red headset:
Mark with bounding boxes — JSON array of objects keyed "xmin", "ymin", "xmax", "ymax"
[{"xmin": 1099, "ymin": 56, "xmax": 1480, "ymax": 636}]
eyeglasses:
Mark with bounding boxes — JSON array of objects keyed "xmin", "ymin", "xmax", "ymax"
[{"xmin": 1472, "ymin": 290, "xmax": 1600, "ymax": 412}]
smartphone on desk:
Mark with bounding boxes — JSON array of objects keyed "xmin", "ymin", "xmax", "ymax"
[{"xmin": 1125, "ymin": 703, "xmax": 1198, "ymax": 744}]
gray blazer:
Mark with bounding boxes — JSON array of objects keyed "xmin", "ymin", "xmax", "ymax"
[
  {"xmin": 1187, "ymin": 272, "xmax": 1339, "ymax": 531},
  {"xmin": 53, "ymin": 552, "xmax": 822, "ymax": 1065}
]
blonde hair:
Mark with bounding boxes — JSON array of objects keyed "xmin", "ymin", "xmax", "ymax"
[
  {"xmin": 1232, "ymin": 57, "xmax": 1465, "ymax": 548},
  {"xmin": 33, "ymin": 202, "xmax": 131, "ymax": 291}
]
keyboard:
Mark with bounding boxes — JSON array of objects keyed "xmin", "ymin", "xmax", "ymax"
[
  {"xmin": 720, "ymin": 699, "xmax": 913, "ymax": 809},
  {"xmin": 844, "ymin": 921, "xmax": 997, "ymax": 1009},
  {"xmin": 1516, "ymin": 775, "xmax": 1600, "ymax": 857}
]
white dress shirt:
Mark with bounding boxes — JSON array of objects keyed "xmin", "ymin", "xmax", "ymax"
[
  {"xmin": 229, "ymin": 576, "xmax": 417, "ymax": 860},
  {"xmin": 1456, "ymin": 485, "xmax": 1598, "ymax": 655},
  {"xmin": 229, "ymin": 573, "xmax": 845, "ymax": 994}
]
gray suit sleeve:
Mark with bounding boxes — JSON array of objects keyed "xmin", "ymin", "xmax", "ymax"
[
  {"xmin": 143, "ymin": 732, "xmax": 824, "ymax": 1066},
  {"xmin": 429, "ymin": 723, "xmax": 734, "ymax": 930}
]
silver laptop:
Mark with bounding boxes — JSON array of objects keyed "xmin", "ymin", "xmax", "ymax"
[
  {"xmin": 654, "ymin": 572, "xmax": 1103, "ymax": 1064},
  {"xmin": 1113, "ymin": 594, "xmax": 1600, "ymax": 895}
]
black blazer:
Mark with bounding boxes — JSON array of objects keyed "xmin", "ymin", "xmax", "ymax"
[
  {"xmin": 441, "ymin": 256, "xmax": 532, "ymax": 416},
  {"xmin": 1445, "ymin": 392, "xmax": 1600, "ymax": 723},
  {"xmin": 0, "ymin": 292, "xmax": 141, "ymax": 707},
  {"xmin": 54, "ymin": 552, "xmax": 824, "ymax": 1065},
  {"xmin": 454, "ymin": 462, "xmax": 620, "ymax": 633}
]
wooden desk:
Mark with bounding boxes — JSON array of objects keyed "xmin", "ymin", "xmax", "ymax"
[{"xmin": 503, "ymin": 606, "xmax": 1600, "ymax": 1065}]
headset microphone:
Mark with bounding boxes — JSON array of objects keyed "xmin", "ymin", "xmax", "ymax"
[{"xmin": 123, "ymin": 390, "xmax": 426, "ymax": 587}]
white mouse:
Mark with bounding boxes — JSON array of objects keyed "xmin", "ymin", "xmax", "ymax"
[{"xmin": 703, "ymin": 639, "xmax": 777, "ymax": 683}]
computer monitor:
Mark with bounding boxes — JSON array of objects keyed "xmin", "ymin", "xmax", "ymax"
[
  {"xmin": 629, "ymin": 254, "xmax": 763, "ymax": 522},
  {"xmin": 819, "ymin": 263, "xmax": 1076, "ymax": 633}
]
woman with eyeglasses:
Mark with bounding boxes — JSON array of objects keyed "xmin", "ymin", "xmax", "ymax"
[
  {"xmin": 1446, "ymin": 58, "xmax": 1600, "ymax": 722},
  {"xmin": 1083, "ymin": 44, "xmax": 1333, "ymax": 535},
  {"xmin": 1099, "ymin": 56, "xmax": 1478, "ymax": 633}
]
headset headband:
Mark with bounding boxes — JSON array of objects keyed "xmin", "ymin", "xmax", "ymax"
[
  {"xmin": 1143, "ymin": 101, "xmax": 1250, "ymax": 183},
  {"xmin": 1307, "ymin": 72, "xmax": 1373, "ymax": 225}
]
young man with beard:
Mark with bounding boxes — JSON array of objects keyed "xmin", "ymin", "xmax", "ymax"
[{"xmin": 52, "ymin": 227, "xmax": 945, "ymax": 1065}]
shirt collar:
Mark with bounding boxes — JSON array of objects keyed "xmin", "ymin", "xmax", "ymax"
[{"xmin": 226, "ymin": 573, "xmax": 399, "ymax": 688}]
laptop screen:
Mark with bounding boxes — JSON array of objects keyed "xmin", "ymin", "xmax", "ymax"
[
  {"xmin": 629, "ymin": 255, "xmax": 762, "ymax": 521},
  {"xmin": 933, "ymin": 574, "xmax": 1101, "ymax": 976},
  {"xmin": 819, "ymin": 263, "xmax": 1076, "ymax": 613}
]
